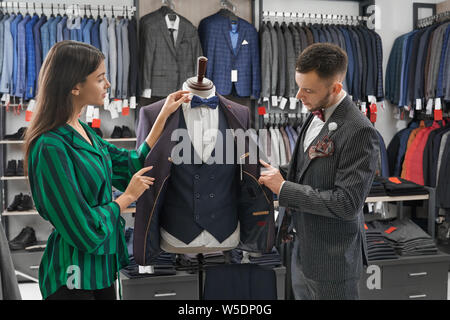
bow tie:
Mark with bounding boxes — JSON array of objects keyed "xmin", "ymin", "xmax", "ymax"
[
  {"xmin": 190, "ymin": 95, "xmax": 219, "ymax": 109},
  {"xmin": 312, "ymin": 109, "xmax": 325, "ymax": 122}
]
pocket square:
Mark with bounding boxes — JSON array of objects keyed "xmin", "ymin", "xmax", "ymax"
[
  {"xmin": 308, "ymin": 135, "xmax": 334, "ymax": 160},
  {"xmin": 242, "ymin": 39, "xmax": 249, "ymax": 45}
]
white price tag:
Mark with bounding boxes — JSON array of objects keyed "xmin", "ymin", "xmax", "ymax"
[
  {"xmin": 279, "ymin": 97, "xmax": 287, "ymax": 110},
  {"xmin": 130, "ymin": 96, "xmax": 136, "ymax": 109},
  {"xmin": 301, "ymin": 102, "xmax": 308, "ymax": 114},
  {"xmin": 1, "ymin": 94, "xmax": 7, "ymax": 102},
  {"xmin": 27, "ymin": 99, "xmax": 36, "ymax": 112},
  {"xmin": 271, "ymin": 96, "xmax": 278, "ymax": 107},
  {"xmin": 368, "ymin": 95, "xmax": 376, "ymax": 104},
  {"xmin": 138, "ymin": 265, "xmax": 154, "ymax": 274},
  {"xmin": 109, "ymin": 106, "xmax": 119, "ymax": 119},
  {"xmin": 415, "ymin": 99, "xmax": 422, "ymax": 110},
  {"xmin": 122, "ymin": 99, "xmax": 129, "ymax": 109},
  {"xmin": 289, "ymin": 97, "xmax": 297, "ymax": 110},
  {"xmin": 361, "ymin": 102, "xmax": 367, "ymax": 114},
  {"xmin": 409, "ymin": 108, "xmax": 414, "ymax": 118},
  {"xmin": 426, "ymin": 99, "xmax": 433, "ymax": 115},
  {"xmin": 103, "ymin": 92, "xmax": 110, "ymax": 110},
  {"xmin": 142, "ymin": 89, "xmax": 152, "ymax": 99},
  {"xmin": 393, "ymin": 108, "xmax": 400, "ymax": 120},
  {"xmin": 435, "ymin": 98, "xmax": 442, "ymax": 110},
  {"xmin": 263, "ymin": 97, "xmax": 269, "ymax": 102},
  {"xmin": 86, "ymin": 105, "xmax": 95, "ymax": 123},
  {"xmin": 93, "ymin": 107, "xmax": 100, "ymax": 120},
  {"xmin": 115, "ymin": 99, "xmax": 123, "ymax": 113},
  {"xmin": 231, "ymin": 70, "xmax": 238, "ymax": 82}
]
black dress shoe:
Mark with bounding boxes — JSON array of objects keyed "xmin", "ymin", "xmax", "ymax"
[
  {"xmin": 4, "ymin": 127, "xmax": 27, "ymax": 140},
  {"xmin": 16, "ymin": 160, "xmax": 24, "ymax": 176},
  {"xmin": 121, "ymin": 126, "xmax": 133, "ymax": 138},
  {"xmin": 5, "ymin": 160, "xmax": 17, "ymax": 176},
  {"xmin": 9, "ymin": 227, "xmax": 37, "ymax": 251},
  {"xmin": 7, "ymin": 193, "xmax": 23, "ymax": 211},
  {"xmin": 17, "ymin": 194, "xmax": 33, "ymax": 211},
  {"xmin": 111, "ymin": 126, "xmax": 122, "ymax": 138}
]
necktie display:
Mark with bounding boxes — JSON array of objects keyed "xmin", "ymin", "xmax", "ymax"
[{"xmin": 168, "ymin": 28, "xmax": 175, "ymax": 46}]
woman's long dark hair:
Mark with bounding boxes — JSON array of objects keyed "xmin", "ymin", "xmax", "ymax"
[{"xmin": 23, "ymin": 41, "xmax": 104, "ymax": 174}]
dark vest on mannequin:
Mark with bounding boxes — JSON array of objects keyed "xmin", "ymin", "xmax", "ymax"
[{"xmin": 160, "ymin": 105, "xmax": 238, "ymax": 244}]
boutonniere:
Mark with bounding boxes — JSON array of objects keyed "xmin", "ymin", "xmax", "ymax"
[{"xmin": 308, "ymin": 122, "xmax": 337, "ymax": 160}]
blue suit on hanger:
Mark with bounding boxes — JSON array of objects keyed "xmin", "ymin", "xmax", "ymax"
[{"xmin": 198, "ymin": 12, "xmax": 260, "ymax": 98}]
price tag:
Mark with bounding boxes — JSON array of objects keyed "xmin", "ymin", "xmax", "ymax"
[
  {"xmin": 115, "ymin": 99, "xmax": 122, "ymax": 113},
  {"xmin": 92, "ymin": 118, "xmax": 101, "ymax": 128},
  {"xmin": 25, "ymin": 110, "xmax": 33, "ymax": 122},
  {"xmin": 434, "ymin": 109, "xmax": 443, "ymax": 121},
  {"xmin": 289, "ymin": 97, "xmax": 297, "ymax": 110},
  {"xmin": 301, "ymin": 102, "xmax": 308, "ymax": 114},
  {"xmin": 122, "ymin": 99, "xmax": 129, "ymax": 116},
  {"xmin": 361, "ymin": 102, "xmax": 367, "ymax": 115},
  {"xmin": 409, "ymin": 108, "xmax": 414, "ymax": 118},
  {"xmin": 86, "ymin": 105, "xmax": 95, "ymax": 123},
  {"xmin": 271, "ymin": 96, "xmax": 278, "ymax": 107},
  {"xmin": 415, "ymin": 98, "xmax": 422, "ymax": 110},
  {"xmin": 103, "ymin": 92, "xmax": 110, "ymax": 110},
  {"xmin": 435, "ymin": 98, "xmax": 442, "ymax": 110},
  {"xmin": 385, "ymin": 227, "xmax": 397, "ymax": 234},
  {"xmin": 231, "ymin": 70, "xmax": 238, "ymax": 82},
  {"xmin": 279, "ymin": 97, "xmax": 287, "ymax": 110},
  {"xmin": 130, "ymin": 96, "xmax": 136, "ymax": 109}
]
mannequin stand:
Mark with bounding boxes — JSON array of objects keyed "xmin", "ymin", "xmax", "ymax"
[{"xmin": 197, "ymin": 253, "xmax": 204, "ymax": 300}]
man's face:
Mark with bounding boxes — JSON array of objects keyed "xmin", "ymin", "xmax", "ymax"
[{"xmin": 295, "ymin": 70, "xmax": 340, "ymax": 112}]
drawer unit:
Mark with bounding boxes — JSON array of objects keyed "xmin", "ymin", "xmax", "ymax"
[
  {"xmin": 359, "ymin": 253, "xmax": 450, "ymax": 300},
  {"xmin": 121, "ymin": 266, "xmax": 286, "ymax": 300},
  {"xmin": 10, "ymin": 250, "xmax": 44, "ymax": 282},
  {"xmin": 121, "ymin": 272, "xmax": 198, "ymax": 300}
]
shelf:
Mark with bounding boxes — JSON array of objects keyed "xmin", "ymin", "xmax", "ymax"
[
  {"xmin": 1, "ymin": 176, "xmax": 28, "ymax": 181},
  {"xmin": 365, "ymin": 194, "xmax": 429, "ymax": 203},
  {"xmin": 0, "ymin": 138, "xmax": 137, "ymax": 144},
  {"xmin": 2, "ymin": 208, "xmax": 135, "ymax": 216},
  {"xmin": 104, "ymin": 138, "xmax": 137, "ymax": 142},
  {"xmin": 2, "ymin": 210, "xmax": 38, "ymax": 216}
]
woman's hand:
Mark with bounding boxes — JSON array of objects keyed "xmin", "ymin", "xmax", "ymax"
[
  {"xmin": 115, "ymin": 166, "xmax": 155, "ymax": 212},
  {"xmin": 160, "ymin": 90, "xmax": 191, "ymax": 117}
]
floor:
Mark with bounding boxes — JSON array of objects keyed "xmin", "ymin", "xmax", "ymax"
[{"xmin": 17, "ymin": 274, "xmax": 450, "ymax": 300}]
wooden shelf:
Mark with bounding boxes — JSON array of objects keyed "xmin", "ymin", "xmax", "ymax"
[
  {"xmin": 1, "ymin": 176, "xmax": 28, "ymax": 181},
  {"xmin": 123, "ymin": 208, "xmax": 136, "ymax": 214},
  {"xmin": 0, "ymin": 140, "xmax": 24, "ymax": 144}
]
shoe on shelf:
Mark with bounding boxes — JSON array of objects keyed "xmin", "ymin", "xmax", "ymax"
[
  {"xmin": 111, "ymin": 126, "xmax": 122, "ymax": 139},
  {"xmin": 121, "ymin": 126, "xmax": 133, "ymax": 138},
  {"xmin": 16, "ymin": 159, "xmax": 24, "ymax": 176},
  {"xmin": 4, "ymin": 127, "xmax": 27, "ymax": 140},
  {"xmin": 17, "ymin": 194, "xmax": 33, "ymax": 211},
  {"xmin": 7, "ymin": 193, "xmax": 23, "ymax": 211},
  {"xmin": 9, "ymin": 226, "xmax": 37, "ymax": 251},
  {"xmin": 5, "ymin": 160, "xmax": 17, "ymax": 176}
]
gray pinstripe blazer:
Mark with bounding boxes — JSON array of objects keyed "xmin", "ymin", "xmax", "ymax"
[{"xmin": 278, "ymin": 95, "xmax": 379, "ymax": 282}]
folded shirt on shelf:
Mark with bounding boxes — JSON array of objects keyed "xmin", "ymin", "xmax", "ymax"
[
  {"xmin": 368, "ymin": 176, "xmax": 428, "ymax": 197},
  {"xmin": 368, "ymin": 218, "xmax": 438, "ymax": 257}
]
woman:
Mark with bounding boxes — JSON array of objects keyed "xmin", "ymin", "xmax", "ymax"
[{"xmin": 23, "ymin": 41, "xmax": 190, "ymax": 300}]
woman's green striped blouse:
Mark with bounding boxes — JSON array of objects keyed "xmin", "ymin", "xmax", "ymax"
[{"xmin": 27, "ymin": 120, "xmax": 150, "ymax": 299}]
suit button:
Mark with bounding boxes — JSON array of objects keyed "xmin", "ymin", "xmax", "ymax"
[
  {"xmin": 209, "ymin": 193, "xmax": 215, "ymax": 198},
  {"xmin": 210, "ymin": 175, "xmax": 215, "ymax": 180},
  {"xmin": 194, "ymin": 174, "xmax": 200, "ymax": 180},
  {"xmin": 195, "ymin": 214, "xmax": 200, "ymax": 220},
  {"xmin": 195, "ymin": 193, "xmax": 201, "ymax": 199}
]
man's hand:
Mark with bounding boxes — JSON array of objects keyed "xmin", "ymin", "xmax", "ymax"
[{"xmin": 258, "ymin": 159, "xmax": 285, "ymax": 195}]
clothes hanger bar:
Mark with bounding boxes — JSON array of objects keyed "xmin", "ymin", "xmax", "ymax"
[{"xmin": 3, "ymin": 2, "xmax": 136, "ymax": 16}]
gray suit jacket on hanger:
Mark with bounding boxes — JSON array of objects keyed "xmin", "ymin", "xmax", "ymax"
[
  {"xmin": 278, "ymin": 95, "xmax": 379, "ymax": 298},
  {"xmin": 139, "ymin": 7, "xmax": 202, "ymax": 97},
  {"xmin": 0, "ymin": 224, "xmax": 21, "ymax": 300}
]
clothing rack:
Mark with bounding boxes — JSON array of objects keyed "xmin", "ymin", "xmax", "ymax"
[
  {"xmin": 0, "ymin": 2, "xmax": 137, "ymax": 17},
  {"xmin": 416, "ymin": 10, "xmax": 450, "ymax": 29},
  {"xmin": 261, "ymin": 10, "xmax": 369, "ymax": 26}
]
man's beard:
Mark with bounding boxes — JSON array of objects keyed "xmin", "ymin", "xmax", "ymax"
[{"xmin": 313, "ymin": 89, "xmax": 334, "ymax": 111}]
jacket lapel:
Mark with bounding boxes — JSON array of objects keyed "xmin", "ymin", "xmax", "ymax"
[
  {"xmin": 295, "ymin": 96, "xmax": 349, "ymax": 182},
  {"xmin": 175, "ymin": 18, "xmax": 185, "ymax": 49},
  {"xmin": 233, "ymin": 22, "xmax": 247, "ymax": 57},
  {"xmin": 222, "ymin": 20, "xmax": 235, "ymax": 55},
  {"xmin": 158, "ymin": 13, "xmax": 177, "ymax": 57},
  {"xmin": 286, "ymin": 114, "xmax": 313, "ymax": 181}
]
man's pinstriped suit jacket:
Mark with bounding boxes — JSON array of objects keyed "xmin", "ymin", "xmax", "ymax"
[{"xmin": 278, "ymin": 95, "xmax": 379, "ymax": 286}]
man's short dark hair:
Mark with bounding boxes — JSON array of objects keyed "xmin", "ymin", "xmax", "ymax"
[{"xmin": 296, "ymin": 43, "xmax": 348, "ymax": 81}]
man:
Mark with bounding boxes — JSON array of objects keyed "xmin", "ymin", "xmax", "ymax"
[{"xmin": 259, "ymin": 43, "xmax": 379, "ymax": 300}]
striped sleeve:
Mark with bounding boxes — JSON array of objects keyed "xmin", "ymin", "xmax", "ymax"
[
  {"xmin": 32, "ymin": 143, "xmax": 121, "ymax": 255},
  {"xmin": 279, "ymin": 126, "xmax": 379, "ymax": 221},
  {"xmin": 101, "ymin": 140, "xmax": 151, "ymax": 191}
]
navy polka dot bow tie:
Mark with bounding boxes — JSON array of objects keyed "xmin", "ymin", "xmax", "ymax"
[
  {"xmin": 190, "ymin": 95, "xmax": 219, "ymax": 109},
  {"xmin": 312, "ymin": 109, "xmax": 325, "ymax": 122}
]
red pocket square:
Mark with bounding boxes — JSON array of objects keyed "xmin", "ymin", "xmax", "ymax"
[{"xmin": 308, "ymin": 135, "xmax": 334, "ymax": 160}]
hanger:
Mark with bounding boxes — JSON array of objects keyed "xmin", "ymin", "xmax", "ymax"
[
  {"xmin": 219, "ymin": 0, "xmax": 237, "ymax": 22},
  {"xmin": 89, "ymin": 5, "xmax": 94, "ymax": 19}
]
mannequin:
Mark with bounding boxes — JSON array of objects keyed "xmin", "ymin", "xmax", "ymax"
[{"xmin": 160, "ymin": 57, "xmax": 240, "ymax": 254}]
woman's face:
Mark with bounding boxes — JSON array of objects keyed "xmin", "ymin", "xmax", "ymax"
[{"xmin": 77, "ymin": 60, "xmax": 110, "ymax": 107}]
